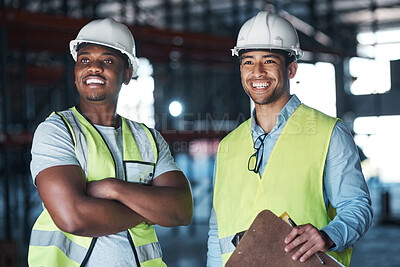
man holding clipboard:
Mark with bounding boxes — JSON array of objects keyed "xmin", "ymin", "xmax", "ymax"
[
  {"xmin": 207, "ymin": 11, "xmax": 372, "ymax": 267},
  {"xmin": 225, "ymin": 210, "xmax": 345, "ymax": 266}
]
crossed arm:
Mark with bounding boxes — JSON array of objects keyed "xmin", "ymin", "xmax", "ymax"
[{"xmin": 36, "ymin": 165, "xmax": 193, "ymax": 237}]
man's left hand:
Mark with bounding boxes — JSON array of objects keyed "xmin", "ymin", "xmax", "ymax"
[
  {"xmin": 86, "ymin": 178, "xmax": 117, "ymax": 200},
  {"xmin": 284, "ymin": 223, "xmax": 335, "ymax": 262}
]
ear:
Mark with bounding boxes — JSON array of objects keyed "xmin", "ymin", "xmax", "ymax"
[
  {"xmin": 287, "ymin": 62, "xmax": 298, "ymax": 79},
  {"xmin": 123, "ymin": 68, "xmax": 133, "ymax": 85}
]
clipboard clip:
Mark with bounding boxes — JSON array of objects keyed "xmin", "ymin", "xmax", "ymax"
[{"xmin": 231, "ymin": 230, "xmax": 246, "ymax": 247}]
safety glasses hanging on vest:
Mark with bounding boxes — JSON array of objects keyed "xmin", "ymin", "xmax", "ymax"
[{"xmin": 247, "ymin": 133, "xmax": 268, "ymax": 174}]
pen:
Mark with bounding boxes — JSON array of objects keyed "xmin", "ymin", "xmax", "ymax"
[{"xmin": 287, "ymin": 218, "xmax": 326, "ymax": 265}]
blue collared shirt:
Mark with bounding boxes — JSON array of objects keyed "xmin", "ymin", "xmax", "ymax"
[{"xmin": 207, "ymin": 95, "xmax": 373, "ymax": 266}]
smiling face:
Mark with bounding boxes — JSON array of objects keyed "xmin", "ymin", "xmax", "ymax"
[
  {"xmin": 74, "ymin": 44, "xmax": 132, "ymax": 107},
  {"xmin": 240, "ymin": 50, "xmax": 297, "ymax": 107}
]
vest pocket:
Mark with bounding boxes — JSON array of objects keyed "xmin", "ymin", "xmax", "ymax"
[{"xmin": 124, "ymin": 161, "xmax": 155, "ymax": 185}]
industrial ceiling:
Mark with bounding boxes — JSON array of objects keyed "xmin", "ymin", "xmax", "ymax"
[{"xmin": 1, "ymin": 0, "xmax": 400, "ymax": 130}]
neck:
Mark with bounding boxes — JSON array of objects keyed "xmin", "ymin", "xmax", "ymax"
[
  {"xmin": 77, "ymin": 102, "xmax": 120, "ymax": 128},
  {"xmin": 254, "ymin": 96, "xmax": 290, "ymax": 134}
]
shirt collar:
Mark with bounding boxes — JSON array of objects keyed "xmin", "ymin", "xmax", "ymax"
[{"xmin": 251, "ymin": 94, "xmax": 302, "ymax": 135}]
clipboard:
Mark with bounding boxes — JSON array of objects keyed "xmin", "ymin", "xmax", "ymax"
[{"xmin": 226, "ymin": 210, "xmax": 344, "ymax": 267}]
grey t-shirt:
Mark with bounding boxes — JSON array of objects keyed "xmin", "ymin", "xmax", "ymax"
[{"xmin": 30, "ymin": 114, "xmax": 181, "ymax": 266}]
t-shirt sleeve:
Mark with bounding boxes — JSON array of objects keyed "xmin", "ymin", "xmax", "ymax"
[
  {"xmin": 149, "ymin": 128, "xmax": 181, "ymax": 179},
  {"xmin": 30, "ymin": 114, "xmax": 80, "ymax": 185}
]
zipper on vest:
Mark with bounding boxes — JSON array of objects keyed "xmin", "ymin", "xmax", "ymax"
[
  {"xmin": 127, "ymin": 231, "xmax": 141, "ymax": 266},
  {"xmin": 80, "ymin": 237, "xmax": 97, "ymax": 267}
]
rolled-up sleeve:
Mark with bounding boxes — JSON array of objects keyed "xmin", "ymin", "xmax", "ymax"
[{"xmin": 321, "ymin": 120, "xmax": 373, "ymax": 252}]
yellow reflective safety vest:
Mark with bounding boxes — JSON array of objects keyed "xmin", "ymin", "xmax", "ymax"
[
  {"xmin": 214, "ymin": 104, "xmax": 352, "ymax": 266},
  {"xmin": 28, "ymin": 106, "xmax": 166, "ymax": 267}
]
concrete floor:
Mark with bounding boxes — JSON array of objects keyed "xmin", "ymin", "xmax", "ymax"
[
  {"xmin": 350, "ymin": 223, "xmax": 400, "ymax": 267},
  {"xmin": 350, "ymin": 181, "xmax": 400, "ymax": 267}
]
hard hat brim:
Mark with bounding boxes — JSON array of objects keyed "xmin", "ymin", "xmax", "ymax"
[
  {"xmin": 69, "ymin": 39, "xmax": 138, "ymax": 75},
  {"xmin": 232, "ymin": 45, "xmax": 303, "ymax": 60}
]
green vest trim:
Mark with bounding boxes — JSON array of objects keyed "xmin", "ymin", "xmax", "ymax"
[
  {"xmin": 214, "ymin": 104, "xmax": 352, "ymax": 266},
  {"xmin": 29, "ymin": 107, "xmax": 166, "ymax": 267}
]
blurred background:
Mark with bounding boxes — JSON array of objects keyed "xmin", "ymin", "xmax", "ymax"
[{"xmin": 1, "ymin": 0, "xmax": 400, "ymax": 266}]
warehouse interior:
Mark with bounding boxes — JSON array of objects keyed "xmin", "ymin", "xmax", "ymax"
[{"xmin": 1, "ymin": 0, "xmax": 400, "ymax": 266}]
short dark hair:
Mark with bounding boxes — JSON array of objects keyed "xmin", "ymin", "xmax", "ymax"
[{"xmin": 76, "ymin": 42, "xmax": 130, "ymax": 69}]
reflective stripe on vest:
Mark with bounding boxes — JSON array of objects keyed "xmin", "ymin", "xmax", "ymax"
[
  {"xmin": 29, "ymin": 107, "xmax": 165, "ymax": 267},
  {"xmin": 136, "ymin": 242, "xmax": 162, "ymax": 263},
  {"xmin": 56, "ymin": 107, "xmax": 158, "ymax": 180},
  {"xmin": 30, "ymin": 229, "xmax": 87, "ymax": 263},
  {"xmin": 28, "ymin": 208, "xmax": 94, "ymax": 266},
  {"xmin": 214, "ymin": 104, "xmax": 352, "ymax": 266},
  {"xmin": 56, "ymin": 108, "xmax": 89, "ymax": 177}
]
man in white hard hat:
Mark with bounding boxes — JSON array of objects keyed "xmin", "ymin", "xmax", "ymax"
[
  {"xmin": 207, "ymin": 11, "xmax": 372, "ymax": 266},
  {"xmin": 28, "ymin": 18, "xmax": 193, "ymax": 266}
]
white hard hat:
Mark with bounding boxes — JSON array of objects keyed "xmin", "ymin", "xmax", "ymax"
[
  {"xmin": 232, "ymin": 11, "xmax": 303, "ymax": 60},
  {"xmin": 70, "ymin": 18, "xmax": 138, "ymax": 74}
]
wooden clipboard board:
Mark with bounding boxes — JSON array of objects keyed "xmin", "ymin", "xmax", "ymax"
[{"xmin": 226, "ymin": 210, "xmax": 343, "ymax": 267}]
